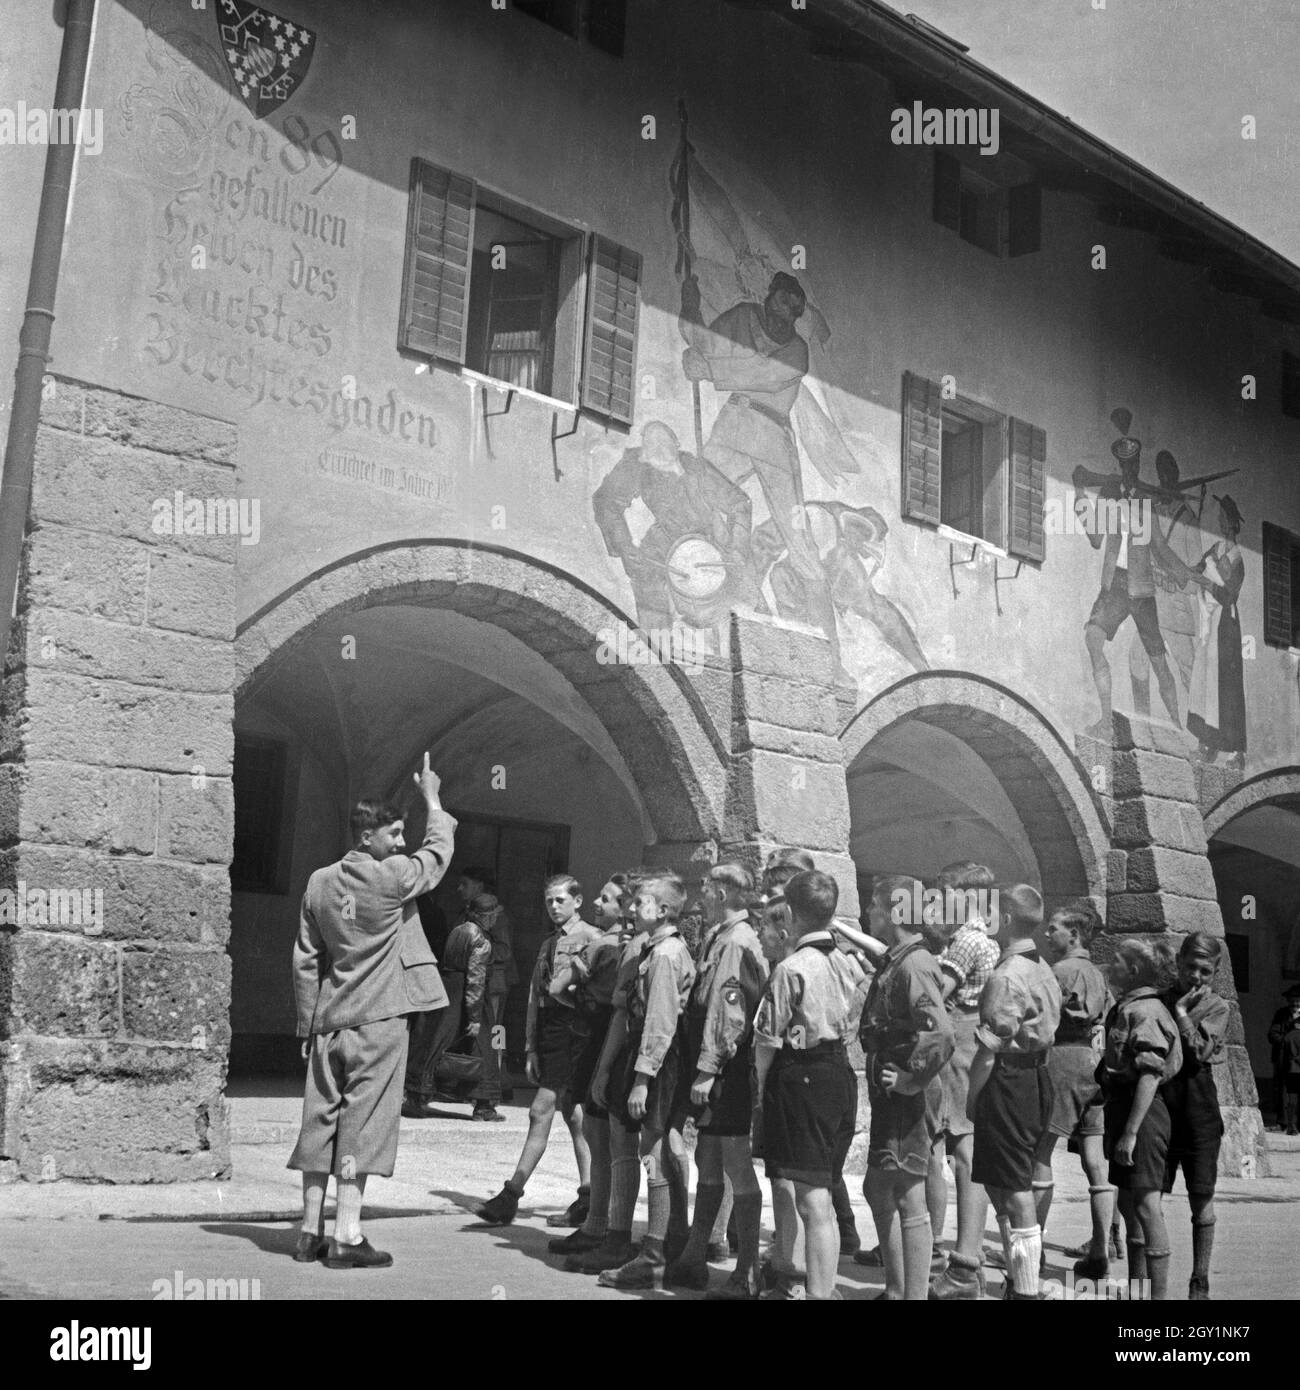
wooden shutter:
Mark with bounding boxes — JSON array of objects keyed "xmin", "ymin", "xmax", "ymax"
[
  {"xmin": 581, "ymin": 236, "xmax": 640, "ymax": 426},
  {"xmin": 933, "ymin": 151, "xmax": 962, "ymax": 231},
  {"xmin": 1007, "ymin": 416, "xmax": 1046, "ymax": 562},
  {"xmin": 398, "ymin": 159, "xmax": 476, "ymax": 365},
  {"xmin": 1008, "ymin": 182, "xmax": 1042, "ymax": 257},
  {"xmin": 1263, "ymin": 522, "xmax": 1295, "ymax": 647},
  {"xmin": 900, "ymin": 372, "xmax": 943, "ymax": 525}
]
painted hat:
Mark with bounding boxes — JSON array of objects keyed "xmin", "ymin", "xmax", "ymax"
[
  {"xmin": 1214, "ymin": 493, "xmax": 1244, "ymax": 531},
  {"xmin": 1111, "ymin": 436, "xmax": 1141, "ymax": 463}
]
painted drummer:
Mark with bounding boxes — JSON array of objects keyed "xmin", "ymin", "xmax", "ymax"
[{"xmin": 592, "ymin": 420, "xmax": 765, "ymax": 629}]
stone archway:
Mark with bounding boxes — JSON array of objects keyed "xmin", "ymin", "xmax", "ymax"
[
  {"xmin": 1204, "ymin": 767, "xmax": 1300, "ymax": 841},
  {"xmin": 840, "ymin": 671, "xmax": 1112, "ymax": 906},
  {"xmin": 235, "ymin": 540, "xmax": 727, "ymax": 856}
]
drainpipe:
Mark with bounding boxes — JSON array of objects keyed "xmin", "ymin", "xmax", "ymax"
[{"xmin": 0, "ymin": 0, "xmax": 97, "ymax": 630}]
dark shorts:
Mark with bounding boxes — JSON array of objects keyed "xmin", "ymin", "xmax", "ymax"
[
  {"xmin": 1087, "ymin": 571, "xmax": 1165, "ymax": 656},
  {"xmin": 936, "ymin": 1009, "xmax": 980, "ymax": 1140},
  {"xmin": 571, "ymin": 1006, "xmax": 612, "ymax": 1114},
  {"xmin": 536, "ymin": 1005, "xmax": 578, "ymax": 1095},
  {"xmin": 762, "ymin": 1044, "xmax": 857, "ymax": 1189},
  {"xmin": 1104, "ymin": 1082, "xmax": 1172, "ymax": 1191},
  {"xmin": 971, "ymin": 1055, "xmax": 1055, "ymax": 1192},
  {"xmin": 868, "ymin": 1070, "xmax": 943, "ymax": 1178},
  {"xmin": 1047, "ymin": 1043, "xmax": 1105, "ymax": 1139},
  {"xmin": 1162, "ymin": 1075, "xmax": 1223, "ymax": 1196},
  {"xmin": 608, "ymin": 1030, "xmax": 682, "ymax": 1136},
  {"xmin": 700, "ymin": 1044, "xmax": 756, "ymax": 1137}
]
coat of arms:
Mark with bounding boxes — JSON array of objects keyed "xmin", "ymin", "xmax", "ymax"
[{"xmin": 217, "ymin": 0, "xmax": 315, "ymax": 119}]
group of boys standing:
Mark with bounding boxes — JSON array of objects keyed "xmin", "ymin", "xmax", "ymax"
[{"xmin": 287, "ymin": 767, "xmax": 1229, "ymax": 1298}]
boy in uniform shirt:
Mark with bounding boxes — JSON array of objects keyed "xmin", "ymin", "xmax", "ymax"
[
  {"xmin": 753, "ymin": 870, "xmax": 865, "ymax": 1301},
  {"xmin": 1033, "ymin": 899, "xmax": 1114, "ymax": 1280},
  {"xmin": 927, "ymin": 861, "xmax": 1001, "ymax": 1299},
  {"xmin": 667, "ymin": 863, "xmax": 769, "ymax": 1298},
  {"xmin": 478, "ymin": 875, "xmax": 599, "ymax": 1226},
  {"xmin": 548, "ymin": 874, "xmax": 631, "ymax": 1258},
  {"xmin": 965, "ymin": 884, "xmax": 1062, "ymax": 1300},
  {"xmin": 593, "ymin": 874, "xmax": 696, "ymax": 1289},
  {"xmin": 860, "ymin": 874, "xmax": 955, "ymax": 1301}
]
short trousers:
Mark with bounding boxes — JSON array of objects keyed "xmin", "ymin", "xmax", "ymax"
[
  {"xmin": 971, "ymin": 1055, "xmax": 1054, "ymax": 1191},
  {"xmin": 936, "ymin": 1009, "xmax": 980, "ymax": 1140},
  {"xmin": 1162, "ymin": 1073, "xmax": 1223, "ymax": 1195},
  {"xmin": 608, "ymin": 1031, "xmax": 682, "ymax": 1135},
  {"xmin": 868, "ymin": 1073, "xmax": 943, "ymax": 1178},
  {"xmin": 571, "ymin": 1006, "xmax": 612, "ymax": 1112},
  {"xmin": 289, "ymin": 1015, "xmax": 409, "ymax": 1178},
  {"xmin": 1104, "ymin": 1081, "xmax": 1172, "ymax": 1190},
  {"xmin": 1087, "ymin": 572, "xmax": 1165, "ymax": 656},
  {"xmin": 762, "ymin": 1044, "xmax": 857, "ymax": 1188},
  {"xmin": 699, "ymin": 1043, "xmax": 756, "ymax": 1137},
  {"xmin": 1047, "ymin": 1042, "xmax": 1105, "ymax": 1139},
  {"xmin": 536, "ymin": 1005, "xmax": 578, "ymax": 1095}
]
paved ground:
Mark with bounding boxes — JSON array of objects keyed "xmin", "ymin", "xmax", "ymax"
[{"xmin": 0, "ymin": 1087, "xmax": 1297, "ymax": 1300}]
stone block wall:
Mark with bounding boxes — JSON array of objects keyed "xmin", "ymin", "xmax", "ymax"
[{"xmin": 0, "ymin": 378, "xmax": 236, "ymax": 1182}]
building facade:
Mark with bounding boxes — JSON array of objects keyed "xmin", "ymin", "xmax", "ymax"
[{"xmin": 2, "ymin": 0, "xmax": 1298, "ymax": 1180}]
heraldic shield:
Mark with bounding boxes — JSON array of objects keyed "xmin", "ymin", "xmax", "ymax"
[{"xmin": 217, "ymin": 0, "xmax": 316, "ymax": 118}]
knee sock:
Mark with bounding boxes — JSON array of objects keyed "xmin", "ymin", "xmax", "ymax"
[
  {"xmin": 1191, "ymin": 1215, "xmax": 1215, "ymax": 1284},
  {"xmin": 607, "ymin": 1151, "xmax": 640, "ymax": 1237},
  {"xmin": 1126, "ymin": 1236, "xmax": 1147, "ymax": 1282},
  {"xmin": 644, "ymin": 1177, "xmax": 670, "ymax": 1253},
  {"xmin": 1008, "ymin": 1225, "xmax": 1043, "ymax": 1296},
  {"xmin": 1145, "ymin": 1248, "xmax": 1171, "ymax": 1301},
  {"xmin": 681, "ymin": 1182, "xmax": 725, "ymax": 1265},
  {"xmin": 301, "ymin": 1175, "xmax": 326, "ymax": 1237},
  {"xmin": 733, "ymin": 1190, "xmax": 763, "ymax": 1285},
  {"xmin": 901, "ymin": 1213, "xmax": 932, "ymax": 1302},
  {"xmin": 334, "ymin": 1178, "xmax": 366, "ymax": 1246},
  {"xmin": 665, "ymin": 1148, "xmax": 691, "ymax": 1253},
  {"xmin": 1032, "ymin": 1180, "xmax": 1054, "ymax": 1236},
  {"xmin": 710, "ymin": 1176, "xmax": 733, "ymax": 1248},
  {"xmin": 1088, "ymin": 1185, "xmax": 1115, "ymax": 1257},
  {"xmin": 582, "ymin": 1120, "xmax": 611, "ymax": 1238}
]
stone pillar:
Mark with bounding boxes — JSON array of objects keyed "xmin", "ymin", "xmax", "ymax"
[
  {"xmin": 1076, "ymin": 714, "xmax": 1267, "ymax": 1177},
  {"xmin": 722, "ymin": 613, "xmax": 858, "ymax": 915},
  {"xmin": 0, "ymin": 377, "xmax": 236, "ymax": 1182}
]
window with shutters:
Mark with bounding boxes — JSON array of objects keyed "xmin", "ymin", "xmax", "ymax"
[
  {"xmin": 514, "ymin": 0, "xmax": 627, "ymax": 57},
  {"xmin": 399, "ymin": 159, "xmax": 641, "ymax": 425},
  {"xmin": 933, "ymin": 150, "xmax": 1041, "ymax": 258},
  {"xmin": 1263, "ymin": 521, "xmax": 1300, "ymax": 649},
  {"xmin": 901, "ymin": 372, "xmax": 1046, "ymax": 563}
]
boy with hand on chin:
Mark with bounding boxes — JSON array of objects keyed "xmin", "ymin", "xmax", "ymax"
[
  {"xmin": 593, "ymin": 874, "xmax": 696, "ymax": 1289},
  {"xmin": 477, "ymin": 875, "xmax": 598, "ymax": 1227},
  {"xmin": 965, "ymin": 884, "xmax": 1061, "ymax": 1301},
  {"xmin": 859, "ymin": 875, "xmax": 954, "ymax": 1301}
]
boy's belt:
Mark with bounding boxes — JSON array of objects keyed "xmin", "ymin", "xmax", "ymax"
[
  {"xmin": 776, "ymin": 1038, "xmax": 844, "ymax": 1060},
  {"xmin": 996, "ymin": 1050, "xmax": 1048, "ymax": 1069}
]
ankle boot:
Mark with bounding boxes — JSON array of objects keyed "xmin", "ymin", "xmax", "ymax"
[
  {"xmin": 597, "ymin": 1236, "xmax": 666, "ymax": 1289},
  {"xmin": 565, "ymin": 1229, "xmax": 636, "ymax": 1274}
]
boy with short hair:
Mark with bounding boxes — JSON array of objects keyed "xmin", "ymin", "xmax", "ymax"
[
  {"xmin": 667, "ymin": 863, "xmax": 769, "ymax": 1298},
  {"xmin": 860, "ymin": 874, "xmax": 955, "ymax": 1301},
  {"xmin": 928, "ymin": 861, "xmax": 1001, "ymax": 1300},
  {"xmin": 966, "ymin": 884, "xmax": 1062, "ymax": 1301},
  {"xmin": 1034, "ymin": 899, "xmax": 1114, "ymax": 1280},
  {"xmin": 754, "ymin": 870, "xmax": 865, "ymax": 1301},
  {"xmin": 477, "ymin": 875, "xmax": 598, "ymax": 1226},
  {"xmin": 457, "ymin": 865, "xmax": 517, "ymax": 1121},
  {"xmin": 593, "ymin": 874, "xmax": 696, "ymax": 1289}
]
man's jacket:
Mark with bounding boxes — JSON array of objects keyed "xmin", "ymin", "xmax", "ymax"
[{"xmin": 293, "ymin": 809, "xmax": 457, "ymax": 1036}]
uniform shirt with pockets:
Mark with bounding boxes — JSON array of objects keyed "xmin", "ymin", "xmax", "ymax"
[
  {"xmin": 690, "ymin": 913, "xmax": 769, "ymax": 1075},
  {"xmin": 612, "ymin": 922, "xmax": 696, "ymax": 1078},
  {"xmin": 1159, "ymin": 985, "xmax": 1229, "ymax": 1078},
  {"xmin": 1053, "ymin": 950, "xmax": 1113, "ymax": 1045},
  {"xmin": 525, "ymin": 918, "xmax": 601, "ymax": 1055},
  {"xmin": 860, "ymin": 938, "xmax": 954, "ymax": 1085},
  {"xmin": 976, "ymin": 938, "xmax": 1062, "ymax": 1056},
  {"xmin": 1102, "ymin": 987, "xmax": 1183, "ymax": 1085},
  {"xmin": 939, "ymin": 921, "xmax": 1000, "ymax": 1012},
  {"xmin": 754, "ymin": 931, "xmax": 867, "ymax": 1051},
  {"xmin": 573, "ymin": 924, "xmax": 631, "ymax": 1011}
]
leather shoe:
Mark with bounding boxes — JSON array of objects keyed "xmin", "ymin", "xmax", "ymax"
[
  {"xmin": 323, "ymin": 1237, "xmax": 393, "ymax": 1270},
  {"xmin": 292, "ymin": 1232, "xmax": 326, "ymax": 1263},
  {"xmin": 472, "ymin": 1104, "xmax": 506, "ymax": 1122},
  {"xmin": 706, "ymin": 1272, "xmax": 761, "ymax": 1301},
  {"xmin": 664, "ymin": 1256, "xmax": 710, "ymax": 1290},
  {"xmin": 548, "ymin": 1228, "xmax": 602, "ymax": 1255},
  {"xmin": 478, "ymin": 1186, "xmax": 520, "ymax": 1225}
]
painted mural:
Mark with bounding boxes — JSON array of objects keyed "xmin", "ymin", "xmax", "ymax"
[
  {"xmin": 1073, "ymin": 407, "xmax": 1248, "ymax": 765},
  {"xmin": 592, "ymin": 112, "xmax": 928, "ymax": 684}
]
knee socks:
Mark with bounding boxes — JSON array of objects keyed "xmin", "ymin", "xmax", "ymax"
[
  {"xmin": 1145, "ymin": 1247, "xmax": 1171, "ymax": 1301},
  {"xmin": 681, "ymin": 1181, "xmax": 725, "ymax": 1265},
  {"xmin": 733, "ymin": 1190, "xmax": 763, "ymax": 1286},
  {"xmin": 607, "ymin": 1148, "xmax": 640, "ymax": 1240},
  {"xmin": 644, "ymin": 1173, "xmax": 670, "ymax": 1246},
  {"xmin": 1008, "ymin": 1225, "xmax": 1043, "ymax": 1296},
  {"xmin": 1088, "ymin": 1184, "xmax": 1115, "ymax": 1256},
  {"xmin": 901, "ymin": 1213, "xmax": 932, "ymax": 1302},
  {"xmin": 1191, "ymin": 1214, "xmax": 1215, "ymax": 1284}
]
